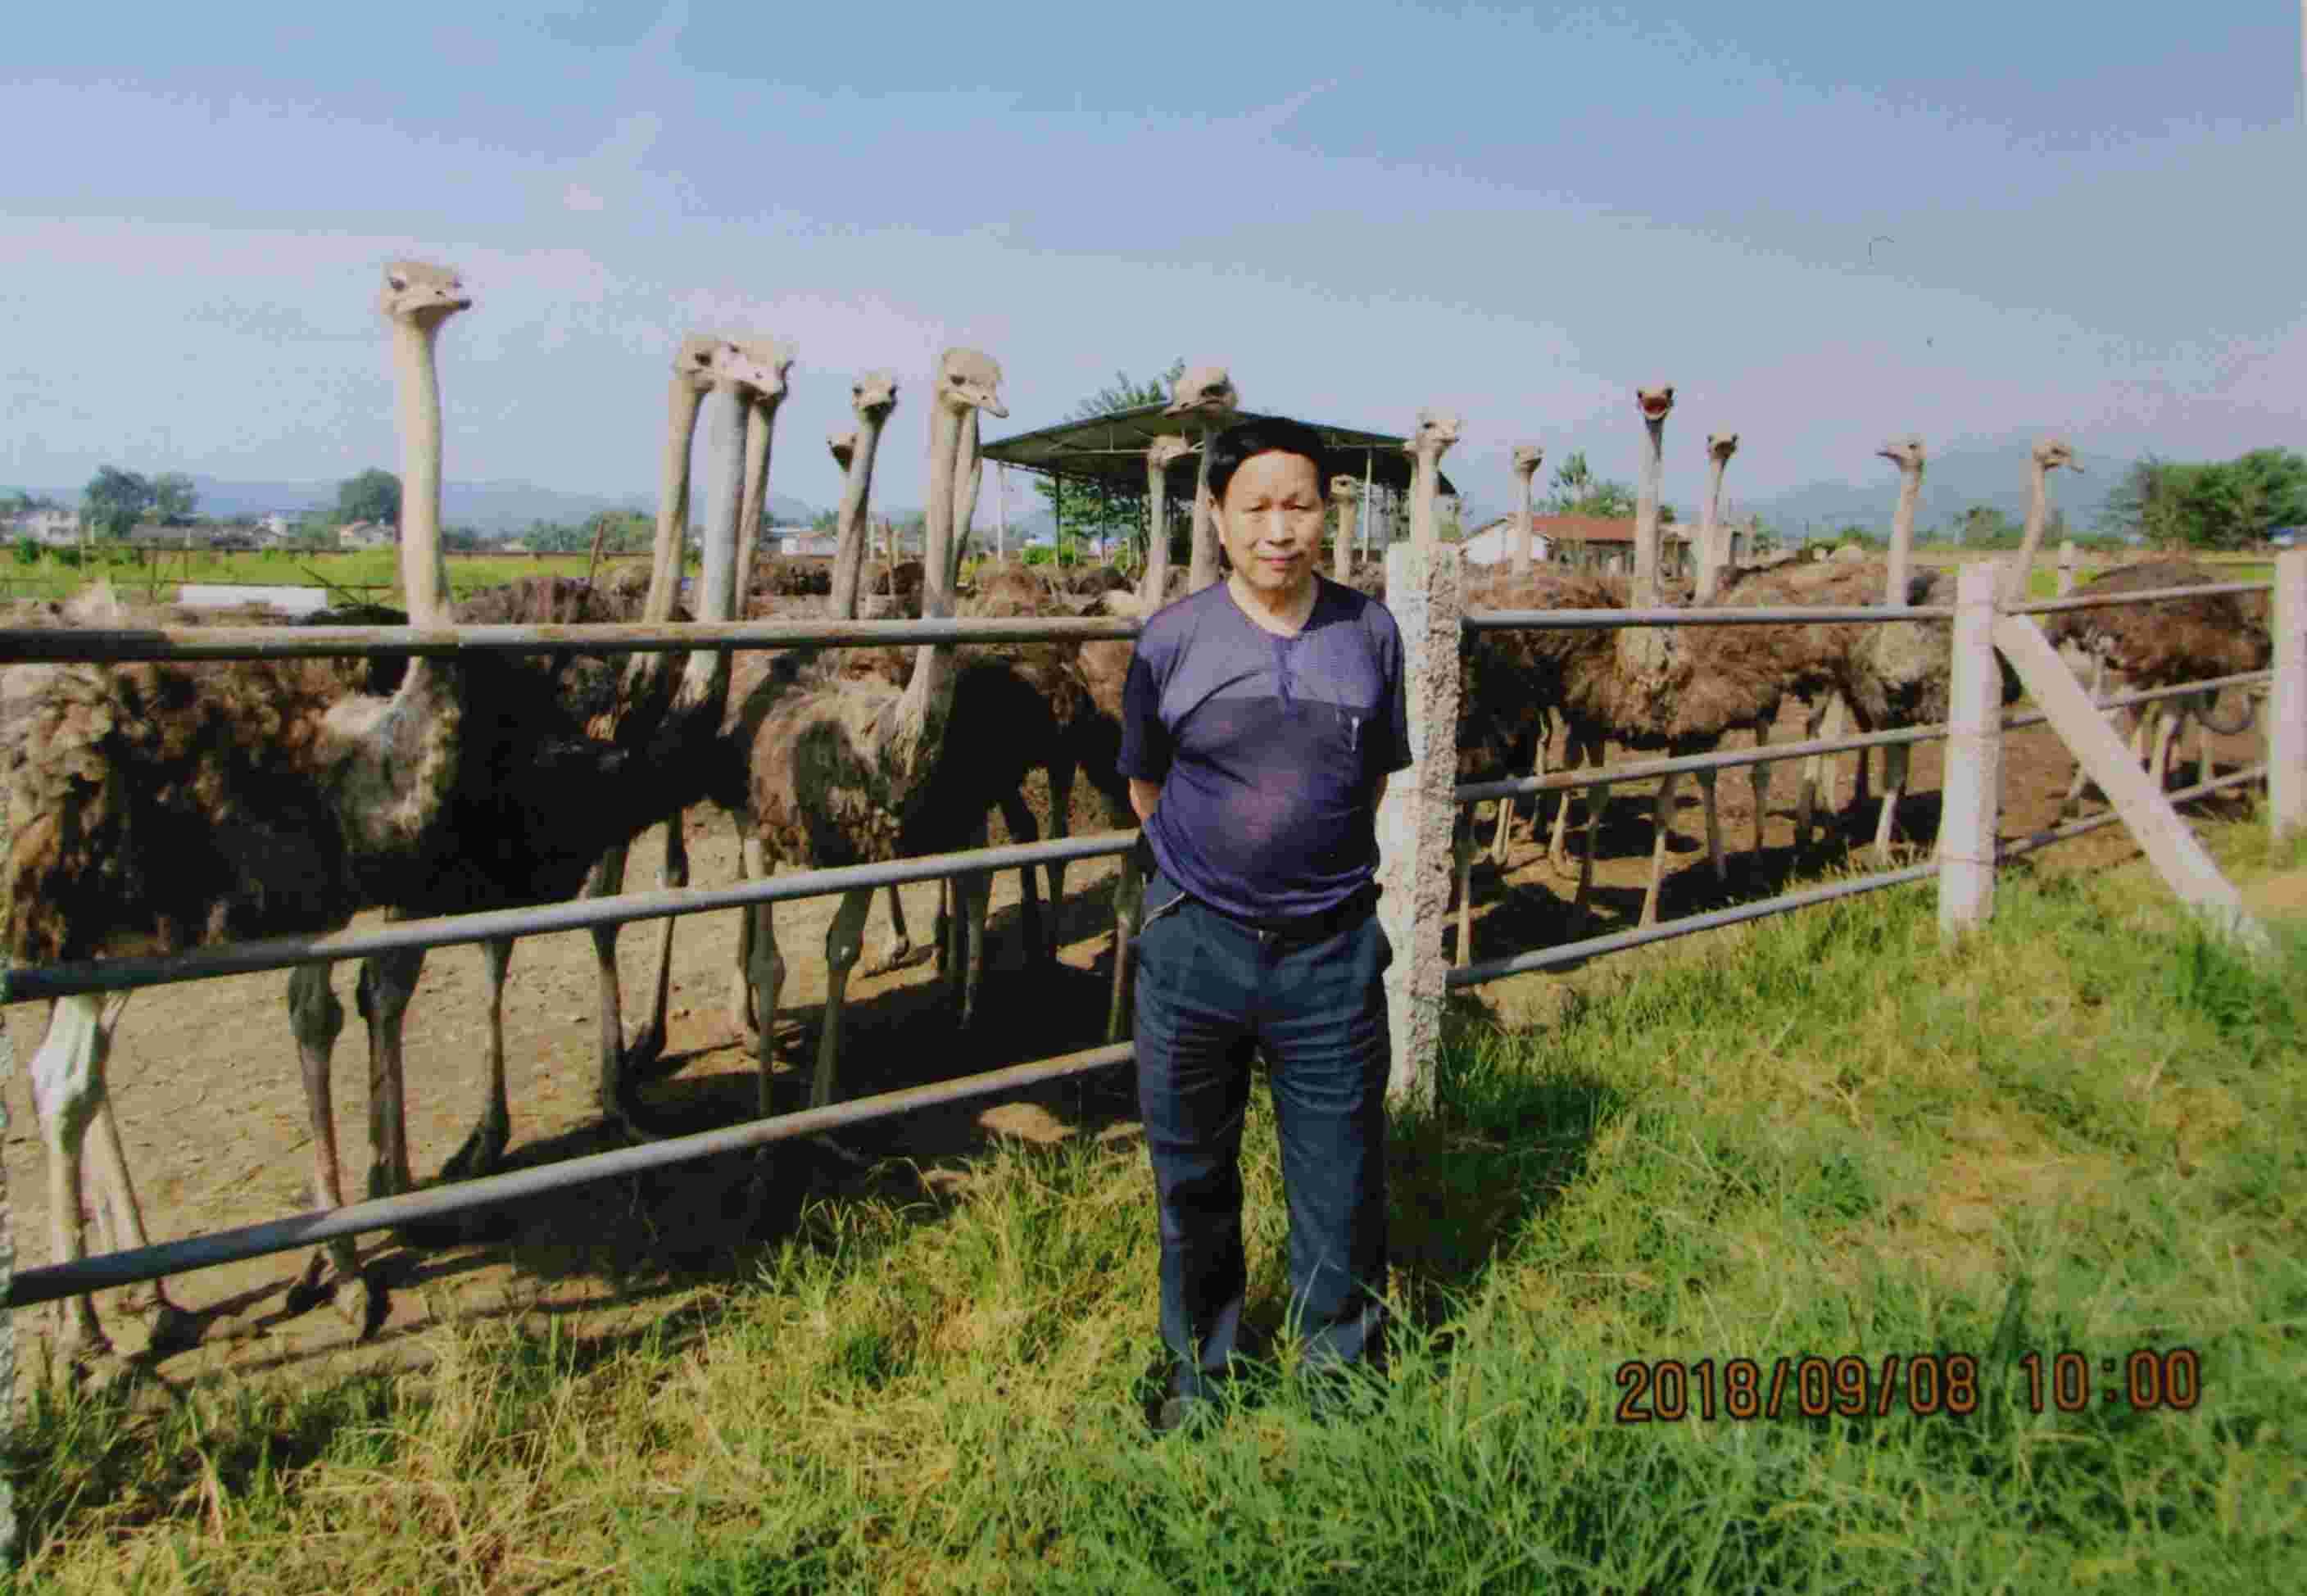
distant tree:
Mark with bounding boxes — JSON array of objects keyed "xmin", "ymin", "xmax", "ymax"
[
  {"xmin": 151, "ymin": 472, "xmax": 199, "ymax": 525},
  {"xmin": 1543, "ymin": 451, "xmax": 1638, "ymax": 519},
  {"xmin": 336, "ymin": 469, "xmax": 402, "ymax": 527},
  {"xmin": 82, "ymin": 465, "xmax": 154, "ymax": 537},
  {"xmin": 2101, "ymin": 447, "xmax": 2306, "ymax": 551},
  {"xmin": 1035, "ymin": 360, "xmax": 1188, "ymax": 565},
  {"xmin": 1956, "ymin": 505, "xmax": 2019, "ymax": 548},
  {"xmin": 810, "ymin": 506, "xmax": 839, "ymax": 533},
  {"xmin": 442, "ymin": 526, "xmax": 486, "ymax": 553}
]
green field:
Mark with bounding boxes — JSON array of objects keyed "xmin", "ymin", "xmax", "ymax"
[
  {"xmin": 12, "ymin": 819, "xmax": 2304, "ymax": 1592},
  {"xmin": 0, "ymin": 549, "xmax": 654, "ymax": 607}
]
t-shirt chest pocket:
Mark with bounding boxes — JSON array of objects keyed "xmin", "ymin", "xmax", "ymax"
[{"xmin": 1324, "ymin": 699, "xmax": 1383, "ymax": 778}]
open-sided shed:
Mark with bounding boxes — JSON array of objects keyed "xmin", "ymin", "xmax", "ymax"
[{"xmin": 977, "ymin": 402, "xmax": 1460, "ymax": 556}]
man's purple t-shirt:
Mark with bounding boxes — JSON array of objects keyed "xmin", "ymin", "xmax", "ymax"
[{"xmin": 1117, "ymin": 575, "xmax": 1413, "ymax": 923}]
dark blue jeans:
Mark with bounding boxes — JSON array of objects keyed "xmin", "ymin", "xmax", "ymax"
[{"xmin": 1133, "ymin": 866, "xmax": 1394, "ymax": 1395}]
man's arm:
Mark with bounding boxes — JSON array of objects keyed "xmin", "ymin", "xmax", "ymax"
[
  {"xmin": 1371, "ymin": 774, "xmax": 1388, "ymax": 811},
  {"xmin": 1129, "ymin": 778, "xmax": 1161, "ymax": 824}
]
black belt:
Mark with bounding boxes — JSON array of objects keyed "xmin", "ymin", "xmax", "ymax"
[{"xmin": 1149, "ymin": 880, "xmax": 1380, "ymax": 944}]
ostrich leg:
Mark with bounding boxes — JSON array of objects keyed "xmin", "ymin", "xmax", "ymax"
[
  {"xmin": 437, "ymin": 935, "xmax": 516, "ymax": 1183},
  {"xmin": 1697, "ymin": 769, "xmax": 1725, "ymax": 884},
  {"xmin": 82, "ymin": 1090, "xmax": 193, "ymax": 1348},
  {"xmin": 1569, "ymin": 777, "xmax": 1609, "ymax": 941},
  {"xmin": 1872, "ymin": 744, "xmax": 1912, "ymax": 863},
  {"xmin": 623, "ymin": 814, "xmax": 694, "ymax": 1080},
  {"xmin": 742, "ymin": 894, "xmax": 789, "ymax": 1119},
  {"xmin": 286, "ymin": 963, "xmax": 375, "ymax": 1327},
  {"xmin": 2195, "ymin": 698, "xmax": 2214, "ymax": 789},
  {"xmin": 1795, "ymin": 696, "xmax": 1839, "ymax": 846},
  {"xmin": 355, "ymin": 947, "xmax": 421, "ymax": 1204},
  {"xmin": 809, "ymin": 887, "xmax": 877, "ymax": 1109},
  {"xmin": 1749, "ymin": 720, "xmax": 1771, "ymax": 855},
  {"xmin": 1639, "ymin": 772, "xmax": 1680, "ymax": 927},
  {"xmin": 865, "ymin": 883, "xmax": 914, "ymax": 976},
  {"xmin": 995, "ymin": 789, "xmax": 1047, "ymax": 968},
  {"xmin": 727, "ymin": 827, "xmax": 766, "ymax": 1039},
  {"xmin": 2149, "ymin": 707, "xmax": 2181, "ymax": 791}
]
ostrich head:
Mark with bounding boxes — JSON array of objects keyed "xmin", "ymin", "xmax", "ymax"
[
  {"xmin": 2032, "ymin": 436, "xmax": 2080, "ymax": 475},
  {"xmin": 828, "ymin": 430, "xmax": 857, "ymax": 471},
  {"xmin": 1329, "ymin": 474, "xmax": 1363, "ymax": 501},
  {"xmin": 936, "ymin": 347, "xmax": 1007, "ymax": 419},
  {"xmin": 1148, "ymin": 433, "xmax": 1194, "ymax": 471},
  {"xmin": 1877, "ymin": 435, "xmax": 1926, "ymax": 472},
  {"xmin": 1163, "ymin": 364, "xmax": 1238, "ymax": 419},
  {"xmin": 1511, "ymin": 444, "xmax": 1545, "ymax": 482},
  {"xmin": 673, "ymin": 333, "xmax": 729, "ymax": 397},
  {"xmin": 378, "ymin": 259, "xmax": 472, "ymax": 326},
  {"xmin": 1405, "ymin": 409, "xmax": 1463, "ymax": 456},
  {"xmin": 851, "ymin": 368, "xmax": 900, "ymax": 424},
  {"xmin": 727, "ymin": 337, "xmax": 796, "ymax": 406},
  {"xmin": 1706, "ymin": 432, "xmax": 1739, "ymax": 465},
  {"xmin": 1636, "ymin": 384, "xmax": 1675, "ymax": 423}
]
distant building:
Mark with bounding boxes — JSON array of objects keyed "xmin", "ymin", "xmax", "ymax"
[
  {"xmin": 337, "ymin": 519, "xmax": 392, "ymax": 550},
  {"xmin": 10, "ymin": 507, "xmax": 81, "ymax": 545},
  {"xmin": 1462, "ymin": 514, "xmax": 1697, "ymax": 570},
  {"xmin": 1461, "ymin": 517, "xmax": 1556, "ymax": 566},
  {"xmin": 777, "ymin": 532, "xmax": 840, "ymax": 558},
  {"xmin": 2271, "ymin": 528, "xmax": 2301, "ymax": 550}
]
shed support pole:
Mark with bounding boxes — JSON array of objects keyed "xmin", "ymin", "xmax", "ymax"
[
  {"xmin": 2270, "ymin": 549, "xmax": 2305, "ymax": 842},
  {"xmin": 1374, "ymin": 540, "xmax": 1462, "ymax": 1110}
]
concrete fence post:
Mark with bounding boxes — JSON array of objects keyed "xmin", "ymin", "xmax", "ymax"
[
  {"xmin": 2272, "ymin": 550, "xmax": 2305, "ymax": 843},
  {"xmin": 1, "ymin": 822, "xmax": 14, "ymax": 1565},
  {"xmin": 1374, "ymin": 540, "xmax": 1463, "ymax": 1110},
  {"xmin": 2055, "ymin": 540, "xmax": 2077, "ymax": 597},
  {"xmin": 1938, "ymin": 561, "xmax": 2003, "ymax": 941}
]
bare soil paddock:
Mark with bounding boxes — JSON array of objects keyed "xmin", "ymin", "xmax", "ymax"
[{"xmin": 2, "ymin": 704, "xmax": 2269, "ymax": 1396}]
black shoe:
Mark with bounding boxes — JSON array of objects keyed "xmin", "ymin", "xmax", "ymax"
[{"xmin": 1151, "ymin": 1391, "xmax": 1218, "ymax": 1436}]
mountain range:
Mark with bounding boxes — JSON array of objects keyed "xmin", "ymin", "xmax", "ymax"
[{"xmin": 9, "ymin": 430, "xmax": 2129, "ymax": 546}]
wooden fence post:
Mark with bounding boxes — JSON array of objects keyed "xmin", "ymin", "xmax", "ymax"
[
  {"xmin": 1374, "ymin": 540, "xmax": 1463, "ymax": 1109},
  {"xmin": 2272, "ymin": 550, "xmax": 2305, "ymax": 843},
  {"xmin": 1938, "ymin": 561, "xmax": 2003, "ymax": 941},
  {"xmin": 2055, "ymin": 540, "xmax": 2077, "ymax": 597},
  {"xmin": 1, "ymin": 773, "xmax": 13, "ymax": 1565}
]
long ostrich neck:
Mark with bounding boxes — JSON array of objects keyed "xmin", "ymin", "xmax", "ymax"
[
  {"xmin": 1631, "ymin": 417, "xmax": 1666, "ymax": 608},
  {"xmin": 1693, "ymin": 453, "xmax": 1729, "ymax": 604},
  {"xmin": 731, "ymin": 393, "xmax": 777, "ymax": 605},
  {"xmin": 2005, "ymin": 459, "xmax": 2052, "ymax": 605},
  {"xmin": 1188, "ymin": 433, "xmax": 1219, "ymax": 592},
  {"xmin": 666, "ymin": 382, "xmax": 749, "ymax": 719},
  {"xmin": 1144, "ymin": 459, "xmax": 1172, "ymax": 601},
  {"xmin": 1333, "ymin": 492, "xmax": 1355, "ymax": 583},
  {"xmin": 891, "ymin": 397, "xmax": 963, "ymax": 770},
  {"xmin": 1410, "ymin": 445, "xmax": 1438, "ymax": 549},
  {"xmin": 646, "ymin": 379, "xmax": 706, "ymax": 626},
  {"xmin": 391, "ymin": 317, "xmax": 451, "ymax": 628},
  {"xmin": 1886, "ymin": 460, "xmax": 1922, "ymax": 609},
  {"xmin": 828, "ymin": 408, "xmax": 890, "ymax": 621},
  {"xmin": 949, "ymin": 408, "xmax": 981, "ymax": 590},
  {"xmin": 1515, "ymin": 468, "xmax": 1537, "ymax": 578}
]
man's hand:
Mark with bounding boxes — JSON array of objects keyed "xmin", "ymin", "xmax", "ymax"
[{"xmin": 1129, "ymin": 778, "xmax": 1162, "ymax": 825}]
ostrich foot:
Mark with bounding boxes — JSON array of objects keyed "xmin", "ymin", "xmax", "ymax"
[
  {"xmin": 51, "ymin": 1304, "xmax": 116, "ymax": 1372},
  {"xmin": 619, "ymin": 1016, "xmax": 676, "ymax": 1086},
  {"xmin": 339, "ymin": 1264, "xmax": 392, "ymax": 1341},
  {"xmin": 860, "ymin": 938, "xmax": 928, "ymax": 978}
]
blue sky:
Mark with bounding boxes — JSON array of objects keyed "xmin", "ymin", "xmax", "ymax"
[{"xmin": 2, "ymin": 1, "xmax": 2299, "ymax": 528}]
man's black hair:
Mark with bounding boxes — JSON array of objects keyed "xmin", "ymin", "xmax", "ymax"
[{"xmin": 1204, "ymin": 416, "xmax": 1332, "ymax": 507}]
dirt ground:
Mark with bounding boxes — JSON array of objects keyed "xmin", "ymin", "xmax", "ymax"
[{"xmin": 1, "ymin": 702, "xmax": 2271, "ymax": 1396}]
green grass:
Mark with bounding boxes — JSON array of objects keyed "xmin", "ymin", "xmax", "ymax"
[{"xmin": 10, "ymin": 823, "xmax": 2306, "ymax": 1592}]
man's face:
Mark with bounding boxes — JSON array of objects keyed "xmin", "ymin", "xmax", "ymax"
[{"xmin": 1212, "ymin": 449, "xmax": 1325, "ymax": 596}]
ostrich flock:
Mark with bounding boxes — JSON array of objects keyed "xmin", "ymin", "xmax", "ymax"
[{"xmin": 3, "ymin": 261, "xmax": 2277, "ymax": 1367}]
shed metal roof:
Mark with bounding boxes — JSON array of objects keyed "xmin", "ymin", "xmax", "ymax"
[{"xmin": 977, "ymin": 402, "xmax": 1459, "ymax": 500}]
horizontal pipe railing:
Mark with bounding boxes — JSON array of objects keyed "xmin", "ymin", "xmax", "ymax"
[
  {"xmin": 1453, "ymin": 721, "xmax": 1944, "ymax": 805},
  {"xmin": 1462, "ymin": 603, "xmax": 1953, "ymax": 632},
  {"xmin": 5, "ymin": 1041, "xmax": 1137, "ymax": 1309},
  {"xmin": 1448, "ymin": 861, "xmax": 1938, "ymax": 988},
  {"xmin": 2, "ymin": 832, "xmax": 1139, "ymax": 1003},
  {"xmin": 2002, "ymin": 669, "xmax": 2274, "ymax": 733},
  {"xmin": 2008, "ymin": 579, "xmax": 2272, "ymax": 615},
  {"xmin": 1997, "ymin": 764, "xmax": 2268, "ymax": 864},
  {"xmin": 0, "ymin": 614, "xmax": 1144, "ymax": 664}
]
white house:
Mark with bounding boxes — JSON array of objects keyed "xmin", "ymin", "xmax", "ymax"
[
  {"xmin": 10, "ymin": 507, "xmax": 82, "ymax": 546},
  {"xmin": 1460, "ymin": 518, "xmax": 1554, "ymax": 567},
  {"xmin": 777, "ymin": 532, "xmax": 840, "ymax": 558},
  {"xmin": 337, "ymin": 519, "xmax": 392, "ymax": 550}
]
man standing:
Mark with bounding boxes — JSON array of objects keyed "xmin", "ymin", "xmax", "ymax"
[{"xmin": 1118, "ymin": 415, "xmax": 1411, "ymax": 1433}]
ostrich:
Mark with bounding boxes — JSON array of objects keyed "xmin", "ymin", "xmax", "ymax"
[
  {"xmin": 737, "ymin": 347, "xmax": 1007, "ymax": 1117},
  {"xmin": 1142, "ymin": 432, "xmax": 1194, "ymax": 602},
  {"xmin": 2046, "ymin": 559, "xmax": 2270, "ymax": 814},
  {"xmin": 283, "ymin": 334, "xmax": 792, "ymax": 1320},
  {"xmin": 1691, "ymin": 432, "xmax": 1739, "ymax": 605},
  {"xmin": 1167, "ymin": 365, "xmax": 1240, "ymax": 593},
  {"xmin": 6, "ymin": 260, "xmax": 476, "ymax": 1361},
  {"xmin": 1330, "ymin": 473, "xmax": 1364, "ymax": 584},
  {"xmin": 1482, "ymin": 443, "xmax": 1548, "ymax": 864}
]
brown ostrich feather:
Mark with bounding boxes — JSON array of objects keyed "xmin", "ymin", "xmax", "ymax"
[{"xmin": 2040, "ymin": 559, "xmax": 2271, "ymax": 687}]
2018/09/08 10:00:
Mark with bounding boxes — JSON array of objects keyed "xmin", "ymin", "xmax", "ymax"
[{"xmin": 1613, "ymin": 1349, "xmax": 2203, "ymax": 1423}]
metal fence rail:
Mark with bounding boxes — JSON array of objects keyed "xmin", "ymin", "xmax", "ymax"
[
  {"xmin": 3, "ymin": 832, "xmax": 1136, "ymax": 1003},
  {"xmin": 2000, "ymin": 765, "xmax": 2268, "ymax": 864},
  {"xmin": 2008, "ymin": 579, "xmax": 2272, "ymax": 615},
  {"xmin": 7, "ymin": 1041, "xmax": 1136, "ymax": 1309}
]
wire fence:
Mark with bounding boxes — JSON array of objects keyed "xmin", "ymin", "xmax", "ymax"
[{"xmin": 3, "ymin": 558, "xmax": 2298, "ymax": 1316}]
